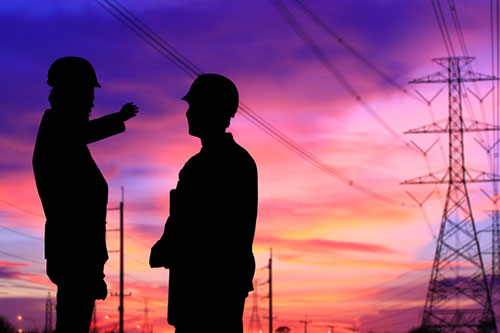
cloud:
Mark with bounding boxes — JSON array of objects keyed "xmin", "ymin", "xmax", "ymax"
[
  {"xmin": 254, "ymin": 235, "xmax": 395, "ymax": 255},
  {"xmin": 0, "ymin": 261, "xmax": 29, "ymax": 279},
  {"xmin": 0, "ymin": 1, "xmax": 496, "ymax": 331}
]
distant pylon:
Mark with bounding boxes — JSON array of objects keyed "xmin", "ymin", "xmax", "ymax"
[
  {"xmin": 480, "ymin": 209, "xmax": 500, "ymax": 295},
  {"xmin": 482, "ymin": 209, "xmax": 500, "ymax": 328},
  {"xmin": 247, "ymin": 280, "xmax": 263, "ymax": 333},
  {"xmin": 44, "ymin": 292, "xmax": 53, "ymax": 333},
  {"xmin": 142, "ymin": 298, "xmax": 152, "ymax": 333},
  {"xmin": 404, "ymin": 56, "xmax": 499, "ymax": 332}
]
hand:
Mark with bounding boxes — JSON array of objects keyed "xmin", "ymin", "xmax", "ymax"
[{"xmin": 119, "ymin": 102, "xmax": 139, "ymax": 121}]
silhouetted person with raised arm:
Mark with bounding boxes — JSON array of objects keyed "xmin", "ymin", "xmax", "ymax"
[
  {"xmin": 32, "ymin": 56, "xmax": 138, "ymax": 332},
  {"xmin": 150, "ymin": 74, "xmax": 258, "ymax": 332}
]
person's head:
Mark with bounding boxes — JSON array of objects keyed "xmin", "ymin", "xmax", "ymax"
[
  {"xmin": 47, "ymin": 56, "xmax": 101, "ymax": 118},
  {"xmin": 183, "ymin": 74, "xmax": 239, "ymax": 138}
]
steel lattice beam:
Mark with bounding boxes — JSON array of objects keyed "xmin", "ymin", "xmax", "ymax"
[{"xmin": 408, "ymin": 57, "xmax": 498, "ymax": 332}]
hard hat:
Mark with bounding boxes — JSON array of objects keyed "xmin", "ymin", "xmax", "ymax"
[
  {"xmin": 47, "ymin": 56, "xmax": 101, "ymax": 88},
  {"xmin": 182, "ymin": 74, "xmax": 239, "ymax": 117}
]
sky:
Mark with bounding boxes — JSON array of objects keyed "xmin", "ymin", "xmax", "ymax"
[{"xmin": 1, "ymin": 0, "xmax": 499, "ymax": 332}]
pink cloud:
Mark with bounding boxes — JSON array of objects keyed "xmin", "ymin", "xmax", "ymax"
[{"xmin": 255, "ymin": 235, "xmax": 395, "ymax": 255}]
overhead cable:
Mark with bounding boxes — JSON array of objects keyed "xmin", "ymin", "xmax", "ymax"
[
  {"xmin": 291, "ymin": 0, "xmax": 423, "ymax": 103},
  {"xmin": 93, "ymin": 0, "xmax": 418, "ymax": 207}
]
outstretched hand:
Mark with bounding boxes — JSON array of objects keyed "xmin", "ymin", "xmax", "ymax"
[{"xmin": 119, "ymin": 102, "xmax": 139, "ymax": 121}]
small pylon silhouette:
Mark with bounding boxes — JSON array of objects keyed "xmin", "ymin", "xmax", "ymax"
[{"xmin": 247, "ymin": 280, "xmax": 263, "ymax": 333}]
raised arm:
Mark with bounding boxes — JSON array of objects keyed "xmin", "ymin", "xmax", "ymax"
[{"xmin": 87, "ymin": 102, "xmax": 138, "ymax": 144}]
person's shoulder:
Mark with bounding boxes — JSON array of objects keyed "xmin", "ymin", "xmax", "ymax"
[
  {"xmin": 179, "ymin": 150, "xmax": 203, "ymax": 178},
  {"xmin": 38, "ymin": 109, "xmax": 54, "ymax": 125},
  {"xmin": 231, "ymin": 139, "xmax": 257, "ymax": 172},
  {"xmin": 185, "ymin": 150, "xmax": 204, "ymax": 166}
]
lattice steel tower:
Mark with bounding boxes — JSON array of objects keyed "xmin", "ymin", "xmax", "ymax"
[
  {"xmin": 44, "ymin": 292, "xmax": 53, "ymax": 333},
  {"xmin": 142, "ymin": 298, "xmax": 152, "ymax": 333},
  {"xmin": 247, "ymin": 280, "xmax": 263, "ymax": 333},
  {"xmin": 404, "ymin": 56, "xmax": 499, "ymax": 332}
]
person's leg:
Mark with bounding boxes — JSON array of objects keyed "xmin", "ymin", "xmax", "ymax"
[
  {"xmin": 173, "ymin": 295, "xmax": 245, "ymax": 333},
  {"xmin": 197, "ymin": 294, "xmax": 246, "ymax": 333},
  {"xmin": 220, "ymin": 295, "xmax": 246, "ymax": 333},
  {"xmin": 55, "ymin": 284, "xmax": 95, "ymax": 332}
]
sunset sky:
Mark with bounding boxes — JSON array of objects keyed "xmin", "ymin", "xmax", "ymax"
[{"xmin": 1, "ymin": 0, "xmax": 499, "ymax": 332}]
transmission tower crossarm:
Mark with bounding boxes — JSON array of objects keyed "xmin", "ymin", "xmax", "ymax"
[
  {"xmin": 406, "ymin": 119, "xmax": 499, "ymax": 134},
  {"xmin": 411, "ymin": 71, "xmax": 498, "ymax": 85},
  {"xmin": 410, "ymin": 70, "xmax": 449, "ymax": 84},
  {"xmin": 405, "ymin": 119, "xmax": 448, "ymax": 134},
  {"xmin": 401, "ymin": 169, "xmax": 448, "ymax": 185},
  {"xmin": 402, "ymin": 169, "xmax": 500, "ymax": 185},
  {"xmin": 462, "ymin": 119, "xmax": 500, "ymax": 132},
  {"xmin": 411, "ymin": 57, "xmax": 498, "ymax": 84},
  {"xmin": 465, "ymin": 169, "xmax": 500, "ymax": 183}
]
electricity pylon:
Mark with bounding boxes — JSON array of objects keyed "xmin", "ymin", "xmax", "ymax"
[
  {"xmin": 403, "ymin": 56, "xmax": 499, "ymax": 332},
  {"xmin": 44, "ymin": 292, "xmax": 53, "ymax": 333},
  {"xmin": 142, "ymin": 298, "xmax": 152, "ymax": 333},
  {"xmin": 247, "ymin": 281, "xmax": 263, "ymax": 333}
]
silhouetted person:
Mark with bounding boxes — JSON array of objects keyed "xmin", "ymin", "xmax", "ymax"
[
  {"xmin": 150, "ymin": 74, "xmax": 258, "ymax": 332},
  {"xmin": 32, "ymin": 56, "xmax": 138, "ymax": 332}
]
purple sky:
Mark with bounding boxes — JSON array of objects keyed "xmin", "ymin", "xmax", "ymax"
[{"xmin": 1, "ymin": 0, "xmax": 499, "ymax": 332}]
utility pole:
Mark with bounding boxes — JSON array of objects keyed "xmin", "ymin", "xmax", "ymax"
[
  {"xmin": 44, "ymin": 292, "xmax": 53, "ymax": 333},
  {"xmin": 269, "ymin": 248, "xmax": 273, "ymax": 333},
  {"xmin": 119, "ymin": 187, "xmax": 124, "ymax": 333},
  {"xmin": 108, "ymin": 186, "xmax": 131, "ymax": 333},
  {"xmin": 299, "ymin": 315, "xmax": 311, "ymax": 333},
  {"xmin": 403, "ymin": 56, "xmax": 499, "ymax": 331}
]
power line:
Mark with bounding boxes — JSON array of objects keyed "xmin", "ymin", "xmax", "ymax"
[
  {"xmin": 93, "ymin": 0, "xmax": 198, "ymax": 78},
  {"xmin": 107, "ymin": 221, "xmax": 153, "ymax": 249},
  {"xmin": 273, "ymin": 0, "xmax": 451, "ymax": 229},
  {"xmin": 333, "ymin": 277, "xmax": 428, "ymax": 319},
  {"xmin": 107, "ymin": 243, "xmax": 149, "ymax": 268},
  {"xmin": 0, "ymin": 198, "xmax": 44, "ymax": 218},
  {"xmin": 330, "ymin": 262, "xmax": 430, "ymax": 304},
  {"xmin": 267, "ymin": 0, "xmax": 449, "ymax": 224},
  {"xmin": 92, "ymin": 0, "xmax": 418, "ymax": 208},
  {"xmin": 109, "ymin": 0, "xmax": 204, "ymax": 75},
  {"xmin": 291, "ymin": 0, "xmax": 423, "ymax": 103},
  {"xmin": 0, "ymin": 249, "xmax": 44, "ymax": 265},
  {"xmin": 106, "ymin": 262, "xmax": 151, "ymax": 286},
  {"xmin": 447, "ymin": 0, "xmax": 492, "ymax": 147},
  {"xmin": 430, "ymin": 0, "xmax": 455, "ymax": 57},
  {"xmin": 269, "ymin": 0, "xmax": 445, "ymax": 221},
  {"xmin": 269, "ymin": 0, "xmax": 413, "ymax": 148},
  {"xmin": 363, "ymin": 310, "xmax": 420, "ymax": 332},
  {"xmin": 0, "ymin": 203, "xmax": 152, "ymax": 285},
  {"xmin": 0, "ymin": 224, "xmax": 44, "ymax": 241}
]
